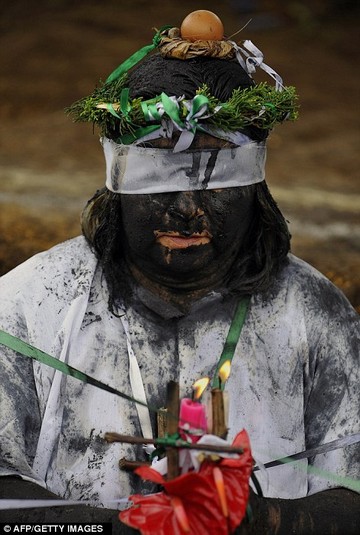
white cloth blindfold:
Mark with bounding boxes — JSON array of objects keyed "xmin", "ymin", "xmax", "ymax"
[{"xmin": 102, "ymin": 137, "xmax": 266, "ymax": 194}]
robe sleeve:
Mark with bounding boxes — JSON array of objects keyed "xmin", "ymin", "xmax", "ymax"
[
  {"xmin": 0, "ymin": 237, "xmax": 97, "ymax": 488},
  {"xmin": 0, "ymin": 275, "xmax": 44, "ymax": 486},
  {"xmin": 301, "ymin": 268, "xmax": 360, "ymax": 495}
]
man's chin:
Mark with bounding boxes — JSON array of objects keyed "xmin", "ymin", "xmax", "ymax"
[{"xmin": 153, "ymin": 244, "xmax": 216, "ymax": 276}]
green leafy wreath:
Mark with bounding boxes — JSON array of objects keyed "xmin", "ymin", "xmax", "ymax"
[{"xmin": 66, "ymin": 75, "xmax": 298, "ymax": 144}]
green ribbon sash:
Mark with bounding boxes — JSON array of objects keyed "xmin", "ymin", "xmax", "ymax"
[
  {"xmin": 0, "ymin": 329, "xmax": 148, "ymax": 408},
  {"xmin": 212, "ymin": 296, "xmax": 251, "ymax": 390}
]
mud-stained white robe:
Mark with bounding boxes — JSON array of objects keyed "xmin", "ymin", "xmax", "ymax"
[{"xmin": 0, "ymin": 237, "xmax": 359, "ymax": 507}]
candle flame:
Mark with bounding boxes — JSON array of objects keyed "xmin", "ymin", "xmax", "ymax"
[
  {"xmin": 192, "ymin": 377, "xmax": 210, "ymax": 400},
  {"xmin": 219, "ymin": 360, "xmax": 231, "ymax": 383}
]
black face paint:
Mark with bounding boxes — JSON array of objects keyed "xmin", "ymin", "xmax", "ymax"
[{"xmin": 120, "ymin": 186, "xmax": 256, "ymax": 290}]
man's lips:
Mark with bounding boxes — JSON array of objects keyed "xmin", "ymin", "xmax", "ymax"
[{"xmin": 154, "ymin": 231, "xmax": 212, "ymax": 250}]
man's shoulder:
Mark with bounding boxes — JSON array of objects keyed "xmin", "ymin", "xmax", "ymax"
[
  {"xmin": 0, "ymin": 236, "xmax": 97, "ymax": 297},
  {"xmin": 35, "ymin": 235, "xmax": 94, "ymax": 268},
  {"xmin": 280, "ymin": 254, "xmax": 329, "ymax": 285},
  {"xmin": 282, "ymin": 254, "xmax": 345, "ymax": 294},
  {"xmin": 274, "ymin": 254, "xmax": 357, "ymax": 319}
]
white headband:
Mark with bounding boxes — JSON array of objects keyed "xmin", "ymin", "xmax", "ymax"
[{"xmin": 102, "ymin": 137, "xmax": 266, "ymax": 194}]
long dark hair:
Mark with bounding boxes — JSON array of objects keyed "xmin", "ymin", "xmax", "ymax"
[{"xmin": 82, "ymin": 183, "xmax": 291, "ymax": 312}]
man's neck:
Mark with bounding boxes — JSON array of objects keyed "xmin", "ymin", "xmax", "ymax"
[{"xmin": 127, "ymin": 261, "xmax": 223, "ymax": 314}]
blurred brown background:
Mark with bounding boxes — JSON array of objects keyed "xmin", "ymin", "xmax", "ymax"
[{"xmin": 0, "ymin": 0, "xmax": 359, "ymax": 310}]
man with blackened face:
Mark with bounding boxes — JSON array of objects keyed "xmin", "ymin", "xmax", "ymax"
[{"xmin": 0, "ymin": 19, "xmax": 359, "ymax": 535}]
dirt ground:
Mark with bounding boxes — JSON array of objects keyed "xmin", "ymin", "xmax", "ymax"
[{"xmin": 0, "ymin": 0, "xmax": 359, "ymax": 310}]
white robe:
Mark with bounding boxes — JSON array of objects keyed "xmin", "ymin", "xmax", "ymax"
[{"xmin": 0, "ymin": 236, "xmax": 359, "ymax": 507}]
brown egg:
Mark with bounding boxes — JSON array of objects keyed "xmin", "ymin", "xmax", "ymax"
[{"xmin": 180, "ymin": 10, "xmax": 224, "ymax": 42}]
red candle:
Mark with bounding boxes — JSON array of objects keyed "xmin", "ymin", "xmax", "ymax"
[
  {"xmin": 179, "ymin": 377, "xmax": 209, "ymax": 441},
  {"xmin": 179, "ymin": 398, "xmax": 207, "ymax": 431}
]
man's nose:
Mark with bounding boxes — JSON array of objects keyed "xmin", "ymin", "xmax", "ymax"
[{"xmin": 167, "ymin": 191, "xmax": 205, "ymax": 222}]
